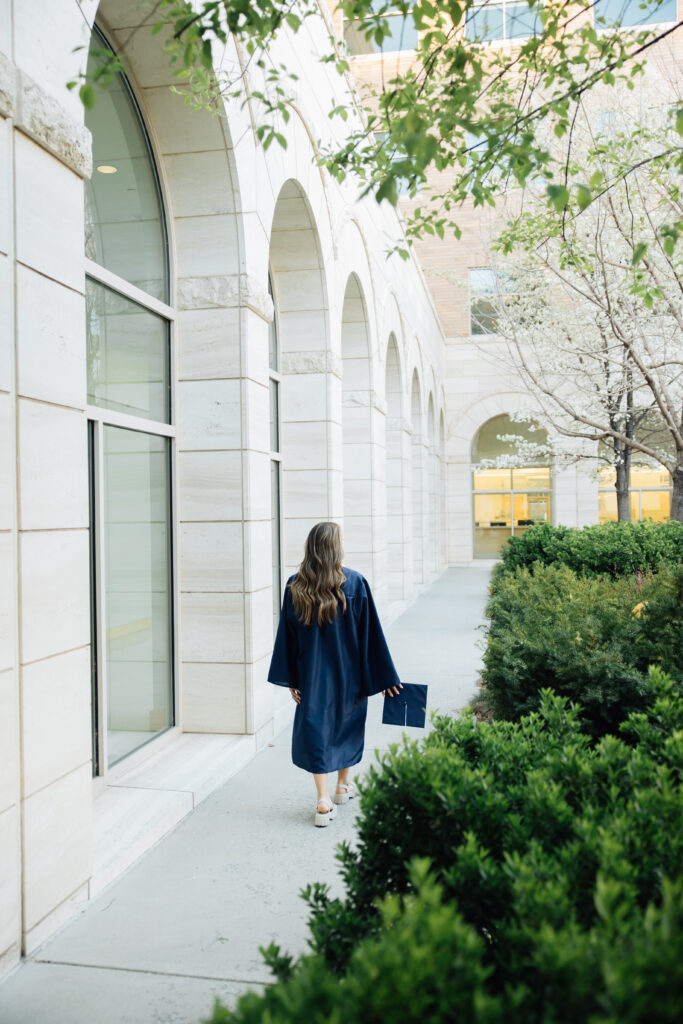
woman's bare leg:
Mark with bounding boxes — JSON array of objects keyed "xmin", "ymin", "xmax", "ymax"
[
  {"xmin": 313, "ymin": 772, "xmax": 331, "ymax": 809},
  {"xmin": 336, "ymin": 767, "xmax": 350, "ymax": 794}
]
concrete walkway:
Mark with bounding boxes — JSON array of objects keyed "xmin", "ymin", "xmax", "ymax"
[{"xmin": 0, "ymin": 567, "xmax": 491, "ymax": 1024}]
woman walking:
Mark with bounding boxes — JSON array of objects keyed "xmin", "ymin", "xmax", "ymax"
[{"xmin": 268, "ymin": 521, "xmax": 402, "ymax": 827}]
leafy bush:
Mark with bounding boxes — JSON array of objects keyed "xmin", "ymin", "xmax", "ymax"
[
  {"xmin": 206, "ymin": 670, "xmax": 683, "ymax": 1024},
  {"xmin": 495, "ymin": 520, "xmax": 683, "ymax": 583},
  {"xmin": 481, "ymin": 562, "xmax": 683, "ymax": 737}
]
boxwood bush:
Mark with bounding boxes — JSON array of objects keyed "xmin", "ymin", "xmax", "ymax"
[
  {"xmin": 481, "ymin": 562, "xmax": 683, "ymax": 737},
  {"xmin": 206, "ymin": 669, "xmax": 683, "ymax": 1024},
  {"xmin": 494, "ymin": 520, "xmax": 683, "ymax": 584}
]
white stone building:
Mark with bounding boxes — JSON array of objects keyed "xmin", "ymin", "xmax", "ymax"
[{"xmin": 0, "ymin": 0, "xmax": 642, "ymax": 976}]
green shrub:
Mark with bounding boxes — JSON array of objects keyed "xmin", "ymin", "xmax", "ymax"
[
  {"xmin": 496, "ymin": 520, "xmax": 683, "ymax": 583},
  {"xmin": 481, "ymin": 562, "xmax": 683, "ymax": 737},
  {"xmin": 207, "ymin": 670, "xmax": 683, "ymax": 1024}
]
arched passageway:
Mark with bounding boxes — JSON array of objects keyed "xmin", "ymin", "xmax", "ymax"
[
  {"xmin": 471, "ymin": 414, "xmax": 551, "ymax": 558},
  {"xmin": 269, "ymin": 180, "xmax": 331, "ymax": 578},
  {"xmin": 384, "ymin": 334, "xmax": 406, "ymax": 599},
  {"xmin": 341, "ymin": 275, "xmax": 375, "ymax": 579},
  {"xmin": 410, "ymin": 371, "xmax": 424, "ymax": 587}
]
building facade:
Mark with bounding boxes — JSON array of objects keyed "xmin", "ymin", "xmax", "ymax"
[{"xmin": 1, "ymin": 0, "xmax": 675, "ymax": 976}]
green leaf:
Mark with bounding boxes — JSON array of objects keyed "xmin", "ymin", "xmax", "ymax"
[
  {"xmin": 376, "ymin": 177, "xmax": 398, "ymax": 206},
  {"xmin": 675, "ymin": 109, "xmax": 683, "ymax": 136},
  {"xmin": 575, "ymin": 184, "xmax": 592, "ymax": 211},
  {"xmin": 546, "ymin": 184, "xmax": 569, "ymax": 213},
  {"xmin": 631, "ymin": 242, "xmax": 647, "ymax": 266},
  {"xmin": 79, "ymin": 84, "xmax": 97, "ymax": 109}
]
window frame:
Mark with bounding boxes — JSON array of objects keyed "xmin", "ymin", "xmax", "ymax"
[
  {"xmin": 465, "ymin": 0, "xmax": 543, "ymax": 44},
  {"xmin": 87, "ymin": 23, "xmax": 178, "ymax": 782}
]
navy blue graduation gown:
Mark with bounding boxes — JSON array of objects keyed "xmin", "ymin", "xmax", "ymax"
[{"xmin": 268, "ymin": 568, "xmax": 401, "ymax": 773}]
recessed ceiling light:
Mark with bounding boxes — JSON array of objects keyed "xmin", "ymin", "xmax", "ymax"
[{"xmin": 97, "ymin": 164, "xmax": 118, "ymax": 174}]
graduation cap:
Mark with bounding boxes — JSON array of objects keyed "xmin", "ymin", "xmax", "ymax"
[{"xmin": 382, "ymin": 683, "xmax": 428, "ymax": 729}]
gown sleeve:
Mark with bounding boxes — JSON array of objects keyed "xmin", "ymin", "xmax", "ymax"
[
  {"xmin": 267, "ymin": 584, "xmax": 298, "ymax": 688},
  {"xmin": 357, "ymin": 576, "xmax": 402, "ymax": 698}
]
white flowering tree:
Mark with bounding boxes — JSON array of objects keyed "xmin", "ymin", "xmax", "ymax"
[{"xmin": 482, "ymin": 104, "xmax": 683, "ymax": 521}]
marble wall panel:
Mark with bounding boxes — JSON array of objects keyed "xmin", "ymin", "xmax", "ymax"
[
  {"xmin": 281, "ymin": 372, "xmax": 327, "ymax": 423},
  {"xmin": 178, "ymin": 379, "xmax": 241, "ymax": 451},
  {"xmin": 22, "ymin": 763, "xmax": 92, "ymax": 934},
  {"xmin": 21, "ymin": 647, "xmax": 91, "ymax": 798},
  {"xmin": 174, "ymin": 215, "xmax": 239, "ymax": 278},
  {"xmin": 0, "ymin": 119, "xmax": 9, "ymax": 256},
  {"xmin": 275, "ymin": 270, "xmax": 325, "ymax": 313},
  {"xmin": 177, "ymin": 307, "xmax": 241, "ymax": 381},
  {"xmin": 143, "ymin": 86, "xmax": 225, "ymax": 155},
  {"xmin": 277, "ymin": 310, "xmax": 327, "ymax": 352},
  {"xmin": 244, "ymin": 587, "xmax": 275, "ymax": 665},
  {"xmin": 0, "ymin": 392, "xmax": 14, "ymax": 532},
  {"xmin": 245, "ymin": 653, "xmax": 273, "ymax": 735},
  {"xmin": 270, "ymin": 229, "xmax": 321, "ymax": 272},
  {"xmin": 0, "ymin": 669, "xmax": 17, "ymax": 814},
  {"xmin": 18, "ymin": 400, "xmax": 88, "ymax": 531},
  {"xmin": 19, "ymin": 529, "xmax": 90, "ymax": 665},
  {"xmin": 177, "ymin": 450, "xmax": 242, "ymax": 522},
  {"xmin": 165, "ymin": 151, "xmax": 236, "ymax": 217},
  {"xmin": 0, "ymin": 534, "xmax": 13, "ymax": 674},
  {"xmin": 0, "ymin": 805, "xmax": 20, "ymax": 967},
  {"xmin": 15, "ymin": 135, "xmax": 83, "ymax": 292},
  {"xmin": 180, "ymin": 592, "xmax": 244, "ymax": 662},
  {"xmin": 280, "ymin": 420, "xmax": 328, "ymax": 470},
  {"xmin": 182, "ymin": 662, "xmax": 246, "ymax": 733},
  {"xmin": 243, "ymin": 519, "xmax": 272, "ymax": 594},
  {"xmin": 16, "ymin": 265, "xmax": 86, "ymax": 408},
  {"xmin": 242, "ymin": 450, "xmax": 271, "ymax": 522},
  {"xmin": 180, "ymin": 521, "xmax": 244, "ymax": 592},
  {"xmin": 283, "ymin": 468, "xmax": 328, "ymax": 519},
  {"xmin": 243, "ymin": 378, "xmax": 270, "ymax": 453},
  {"xmin": 0, "ymin": 255, "xmax": 10, "ymax": 394}
]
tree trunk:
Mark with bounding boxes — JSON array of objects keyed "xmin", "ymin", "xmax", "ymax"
[
  {"xmin": 671, "ymin": 457, "xmax": 683, "ymax": 523},
  {"xmin": 615, "ymin": 446, "xmax": 631, "ymax": 522}
]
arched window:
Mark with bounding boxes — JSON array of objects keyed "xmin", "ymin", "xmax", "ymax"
[
  {"xmin": 86, "ymin": 26, "xmax": 174, "ymax": 771},
  {"xmin": 472, "ymin": 415, "xmax": 551, "ymax": 558}
]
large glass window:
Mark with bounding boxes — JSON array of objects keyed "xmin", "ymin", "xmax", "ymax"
[
  {"xmin": 345, "ymin": 2, "xmax": 418, "ymax": 54},
  {"xmin": 594, "ymin": 0, "xmax": 677, "ymax": 29},
  {"xmin": 103, "ymin": 428, "xmax": 173, "ymax": 766},
  {"xmin": 269, "ymin": 275, "xmax": 283, "ymax": 631},
  {"xmin": 86, "ymin": 278, "xmax": 171, "ymax": 422},
  {"xmin": 86, "ymin": 25, "xmax": 175, "ymax": 772},
  {"xmin": 466, "ymin": 1, "xmax": 542, "ymax": 42},
  {"xmin": 598, "ymin": 464, "xmax": 672, "ymax": 522},
  {"xmin": 85, "ymin": 27, "xmax": 169, "ymax": 302},
  {"xmin": 472, "ymin": 415, "xmax": 551, "ymax": 557}
]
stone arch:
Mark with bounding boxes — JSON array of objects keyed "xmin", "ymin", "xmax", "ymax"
[
  {"xmin": 269, "ymin": 179, "xmax": 332, "ymax": 577},
  {"xmin": 341, "ymin": 273, "xmax": 378, "ymax": 583},
  {"xmin": 410, "ymin": 369, "xmax": 424, "ymax": 588},
  {"xmin": 384, "ymin": 333, "xmax": 409, "ymax": 601}
]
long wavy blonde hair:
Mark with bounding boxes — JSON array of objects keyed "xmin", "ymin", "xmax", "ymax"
[{"xmin": 290, "ymin": 522, "xmax": 347, "ymax": 626}]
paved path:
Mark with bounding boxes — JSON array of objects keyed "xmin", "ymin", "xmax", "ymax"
[{"xmin": 0, "ymin": 567, "xmax": 491, "ymax": 1024}]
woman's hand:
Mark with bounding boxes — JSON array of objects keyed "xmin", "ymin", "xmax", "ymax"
[
  {"xmin": 382, "ymin": 685, "xmax": 403, "ymax": 698},
  {"xmin": 289, "ymin": 688, "xmax": 302, "ymax": 704}
]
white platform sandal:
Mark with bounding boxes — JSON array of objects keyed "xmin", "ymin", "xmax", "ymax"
[
  {"xmin": 315, "ymin": 797, "xmax": 337, "ymax": 828},
  {"xmin": 333, "ymin": 783, "xmax": 357, "ymax": 805}
]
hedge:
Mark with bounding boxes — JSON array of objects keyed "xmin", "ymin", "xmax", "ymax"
[
  {"xmin": 494, "ymin": 520, "xmax": 683, "ymax": 584},
  {"xmin": 205, "ymin": 668, "xmax": 683, "ymax": 1024},
  {"xmin": 481, "ymin": 562, "xmax": 683, "ymax": 737}
]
